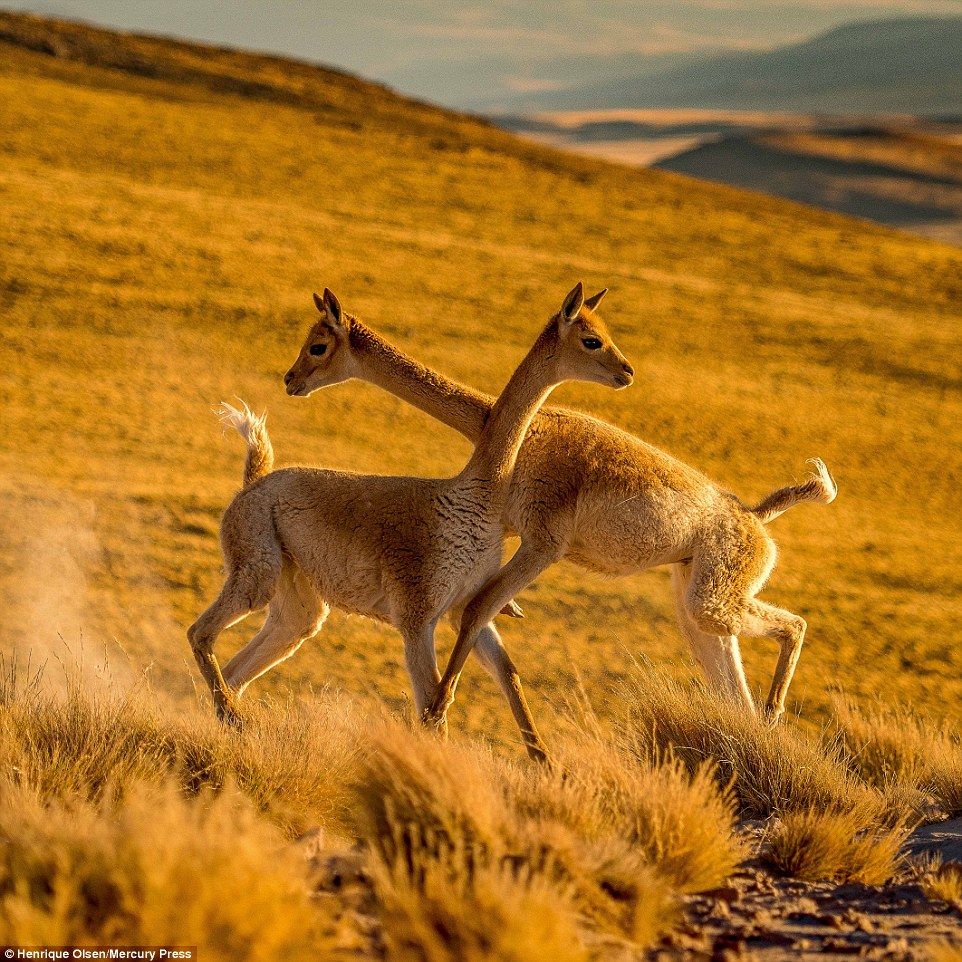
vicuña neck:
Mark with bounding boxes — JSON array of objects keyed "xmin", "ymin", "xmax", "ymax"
[
  {"xmin": 349, "ymin": 321, "xmax": 492, "ymax": 443},
  {"xmin": 460, "ymin": 324, "xmax": 559, "ymax": 487}
]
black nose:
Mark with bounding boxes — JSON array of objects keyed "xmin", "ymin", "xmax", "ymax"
[
  {"xmin": 284, "ymin": 371, "xmax": 294, "ymax": 386},
  {"xmin": 621, "ymin": 361, "xmax": 634, "ymax": 378}
]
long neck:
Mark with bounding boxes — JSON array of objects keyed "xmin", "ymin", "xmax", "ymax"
[
  {"xmin": 461, "ymin": 325, "xmax": 559, "ymax": 486},
  {"xmin": 348, "ymin": 321, "xmax": 492, "ymax": 443}
]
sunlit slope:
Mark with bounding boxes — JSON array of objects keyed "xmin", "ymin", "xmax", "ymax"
[{"xmin": 1, "ymin": 13, "xmax": 960, "ymax": 744}]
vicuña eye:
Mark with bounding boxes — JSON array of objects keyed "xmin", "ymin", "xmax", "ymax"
[
  {"xmin": 581, "ymin": 337, "xmax": 602, "ymax": 350},
  {"xmin": 309, "ymin": 343, "xmax": 328, "ymax": 356}
]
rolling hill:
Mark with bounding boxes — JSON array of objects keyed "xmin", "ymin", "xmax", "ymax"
[
  {"xmin": 498, "ymin": 16, "xmax": 962, "ymax": 115},
  {"xmin": 657, "ymin": 126, "xmax": 962, "ymax": 245},
  {"xmin": 1, "ymin": 8, "xmax": 961, "ymax": 754},
  {"xmin": 499, "ymin": 112, "xmax": 962, "ymax": 242}
]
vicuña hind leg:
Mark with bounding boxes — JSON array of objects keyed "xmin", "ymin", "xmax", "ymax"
[
  {"xmin": 682, "ymin": 530, "xmax": 809, "ymax": 723},
  {"xmin": 222, "ymin": 567, "xmax": 328, "ymax": 697},
  {"xmin": 738, "ymin": 600, "xmax": 806, "ymax": 724},
  {"xmin": 671, "ymin": 563, "xmax": 755, "ymax": 713},
  {"xmin": 685, "ymin": 565, "xmax": 805, "ymax": 723},
  {"xmin": 188, "ymin": 563, "xmax": 279, "ymax": 723}
]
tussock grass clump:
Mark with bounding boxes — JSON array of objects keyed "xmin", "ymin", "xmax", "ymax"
[
  {"xmin": 832, "ymin": 698, "xmax": 962, "ymax": 818},
  {"xmin": 192, "ymin": 694, "xmax": 365, "ymax": 835},
  {"xmin": 350, "ymin": 719, "xmax": 510, "ymax": 862},
  {"xmin": 0, "ymin": 778, "xmax": 335, "ymax": 959},
  {"xmin": 507, "ymin": 726, "xmax": 746, "ymax": 893},
  {"xmin": 0, "ymin": 667, "xmax": 361, "ymax": 836},
  {"xmin": 920, "ymin": 861, "xmax": 962, "ymax": 908},
  {"xmin": 375, "ymin": 839, "xmax": 589, "ymax": 962},
  {"xmin": 6, "ymin": 663, "xmax": 959, "ymax": 954},
  {"xmin": 615, "ymin": 668, "xmax": 879, "ymax": 820},
  {"xmin": 0, "ymin": 667, "xmax": 176, "ymax": 799},
  {"xmin": 762, "ymin": 808, "xmax": 909, "ymax": 884},
  {"xmin": 352, "ymin": 721, "xmax": 680, "ymax": 947}
]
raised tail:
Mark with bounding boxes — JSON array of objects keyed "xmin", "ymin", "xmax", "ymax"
[
  {"xmin": 750, "ymin": 458, "xmax": 837, "ymax": 524},
  {"xmin": 216, "ymin": 401, "xmax": 274, "ymax": 488}
]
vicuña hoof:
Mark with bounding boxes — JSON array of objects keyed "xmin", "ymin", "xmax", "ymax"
[
  {"xmin": 215, "ymin": 695, "xmax": 243, "ymax": 729},
  {"xmin": 420, "ymin": 707, "xmax": 449, "ymax": 739},
  {"xmin": 526, "ymin": 742, "xmax": 554, "ymax": 768},
  {"xmin": 499, "ymin": 600, "xmax": 525, "ymax": 618},
  {"xmin": 764, "ymin": 704, "xmax": 784, "ymax": 727}
]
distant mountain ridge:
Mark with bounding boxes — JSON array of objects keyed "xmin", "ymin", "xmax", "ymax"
[{"xmin": 500, "ymin": 17, "xmax": 962, "ymax": 116}]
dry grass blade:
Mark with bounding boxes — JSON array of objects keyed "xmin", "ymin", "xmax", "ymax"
[
  {"xmin": 920, "ymin": 860, "xmax": 962, "ymax": 908},
  {"xmin": 832, "ymin": 697, "xmax": 962, "ymax": 818},
  {"xmin": 373, "ymin": 828, "xmax": 590, "ymax": 962}
]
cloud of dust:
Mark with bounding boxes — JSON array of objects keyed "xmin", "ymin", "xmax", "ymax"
[{"xmin": 0, "ymin": 486, "xmax": 136, "ymax": 695}]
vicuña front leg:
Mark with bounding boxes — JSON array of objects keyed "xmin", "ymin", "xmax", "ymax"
[
  {"xmin": 473, "ymin": 623, "xmax": 551, "ymax": 764},
  {"xmin": 400, "ymin": 619, "xmax": 444, "ymax": 735},
  {"xmin": 427, "ymin": 542, "xmax": 558, "ymax": 749}
]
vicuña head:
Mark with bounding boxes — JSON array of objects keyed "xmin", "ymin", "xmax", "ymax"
[
  {"xmin": 536, "ymin": 283, "xmax": 633, "ymax": 390},
  {"xmin": 283, "ymin": 288, "xmax": 355, "ymax": 395},
  {"xmin": 283, "ymin": 283, "xmax": 632, "ymax": 397}
]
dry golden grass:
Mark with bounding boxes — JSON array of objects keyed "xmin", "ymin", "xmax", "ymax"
[
  {"xmin": 0, "ymin": 661, "xmax": 959, "ymax": 954},
  {"xmin": 0, "ymin": 669, "xmax": 753, "ymax": 955},
  {"xmin": 1, "ymin": 14, "xmax": 962, "ymax": 953},
  {"xmin": 374, "ymin": 849, "xmax": 591, "ymax": 962},
  {"xmin": 0, "ymin": 779, "xmax": 337, "ymax": 959},
  {"xmin": 0, "ymin": 14, "xmax": 960, "ymax": 747},
  {"xmin": 831, "ymin": 698, "xmax": 962, "ymax": 818},
  {"xmin": 0, "ymin": 665, "xmax": 361, "ymax": 835},
  {"xmin": 350, "ymin": 721, "xmax": 700, "ymax": 944},
  {"xmin": 920, "ymin": 861, "xmax": 962, "ymax": 908},
  {"xmin": 762, "ymin": 808, "xmax": 908, "ymax": 884},
  {"xmin": 615, "ymin": 668, "xmax": 880, "ymax": 820}
]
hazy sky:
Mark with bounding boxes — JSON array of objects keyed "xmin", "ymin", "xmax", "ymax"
[{"xmin": 7, "ymin": 0, "xmax": 962, "ymax": 105}]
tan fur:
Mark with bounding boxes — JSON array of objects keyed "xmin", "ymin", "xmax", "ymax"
[
  {"xmin": 189, "ymin": 284, "xmax": 632, "ymax": 762},
  {"xmin": 283, "ymin": 293, "xmax": 836, "ymax": 743},
  {"xmin": 750, "ymin": 459, "xmax": 836, "ymax": 523}
]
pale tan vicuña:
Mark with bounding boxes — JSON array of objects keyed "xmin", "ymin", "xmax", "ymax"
[
  {"xmin": 283, "ymin": 293, "xmax": 837, "ymax": 746},
  {"xmin": 189, "ymin": 283, "xmax": 633, "ymax": 761}
]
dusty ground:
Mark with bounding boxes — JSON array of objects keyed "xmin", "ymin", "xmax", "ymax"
[
  {"xmin": 299, "ymin": 821, "xmax": 962, "ymax": 960},
  {"xmin": 664, "ymin": 866, "xmax": 960, "ymax": 960},
  {"xmin": 662, "ymin": 819, "xmax": 962, "ymax": 961}
]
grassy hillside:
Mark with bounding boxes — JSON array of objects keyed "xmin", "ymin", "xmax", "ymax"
[{"xmin": 1, "ymin": 12, "xmax": 961, "ymax": 755}]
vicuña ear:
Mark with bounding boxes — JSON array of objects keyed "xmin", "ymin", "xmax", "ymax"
[
  {"xmin": 312, "ymin": 292, "xmax": 326, "ymax": 315},
  {"xmin": 560, "ymin": 282, "xmax": 585, "ymax": 325},
  {"xmin": 584, "ymin": 288, "xmax": 608, "ymax": 312},
  {"xmin": 322, "ymin": 288, "xmax": 345, "ymax": 327}
]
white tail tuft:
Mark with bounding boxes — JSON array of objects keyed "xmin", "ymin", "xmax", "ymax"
[
  {"xmin": 214, "ymin": 400, "xmax": 274, "ymax": 487},
  {"xmin": 806, "ymin": 458, "xmax": 837, "ymax": 504},
  {"xmin": 750, "ymin": 458, "xmax": 838, "ymax": 523},
  {"xmin": 216, "ymin": 400, "xmax": 265, "ymax": 442}
]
